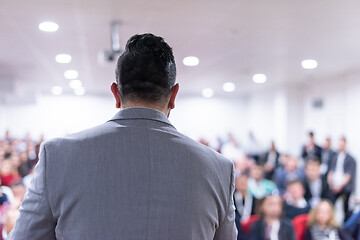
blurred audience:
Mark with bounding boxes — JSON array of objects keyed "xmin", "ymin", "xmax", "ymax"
[
  {"xmin": 0, "ymin": 130, "xmax": 43, "ymax": 235},
  {"xmin": 1, "ymin": 129, "xmax": 359, "ymax": 238}
]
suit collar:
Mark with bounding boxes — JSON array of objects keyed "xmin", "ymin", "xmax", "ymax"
[{"xmin": 109, "ymin": 107, "xmax": 174, "ymax": 127}]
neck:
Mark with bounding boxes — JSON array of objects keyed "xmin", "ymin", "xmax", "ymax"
[
  {"xmin": 240, "ymin": 190, "xmax": 247, "ymax": 197},
  {"xmin": 264, "ymin": 216, "xmax": 278, "ymax": 225},
  {"xmin": 121, "ymin": 102, "xmax": 169, "ymax": 117}
]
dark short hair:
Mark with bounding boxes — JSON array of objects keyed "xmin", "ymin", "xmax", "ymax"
[
  {"xmin": 115, "ymin": 33, "xmax": 176, "ymax": 104},
  {"xmin": 306, "ymin": 154, "xmax": 321, "ymax": 163},
  {"xmin": 308, "ymin": 131, "xmax": 314, "ymax": 137},
  {"xmin": 286, "ymin": 179, "xmax": 305, "ymax": 189}
]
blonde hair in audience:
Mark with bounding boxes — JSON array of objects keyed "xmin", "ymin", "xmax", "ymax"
[{"xmin": 307, "ymin": 199, "xmax": 338, "ymax": 228}]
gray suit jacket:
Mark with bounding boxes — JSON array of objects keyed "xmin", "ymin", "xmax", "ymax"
[{"xmin": 10, "ymin": 107, "xmax": 237, "ymax": 240}]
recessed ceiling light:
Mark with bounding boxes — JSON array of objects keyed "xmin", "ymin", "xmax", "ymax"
[
  {"xmin": 64, "ymin": 70, "xmax": 78, "ymax": 79},
  {"xmin": 55, "ymin": 54, "xmax": 72, "ymax": 64},
  {"xmin": 69, "ymin": 79, "xmax": 82, "ymax": 89},
  {"xmin": 74, "ymin": 87, "xmax": 86, "ymax": 96},
  {"xmin": 38, "ymin": 21, "xmax": 59, "ymax": 32},
  {"xmin": 183, "ymin": 56, "xmax": 199, "ymax": 66},
  {"xmin": 51, "ymin": 86, "xmax": 63, "ymax": 96},
  {"xmin": 223, "ymin": 82, "xmax": 236, "ymax": 92},
  {"xmin": 301, "ymin": 59, "xmax": 318, "ymax": 69},
  {"xmin": 252, "ymin": 74, "xmax": 267, "ymax": 84},
  {"xmin": 202, "ymin": 88, "xmax": 214, "ymax": 98}
]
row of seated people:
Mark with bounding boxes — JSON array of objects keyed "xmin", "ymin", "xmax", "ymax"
[
  {"xmin": 237, "ymin": 193, "xmax": 360, "ymax": 240},
  {"xmin": 0, "ymin": 131, "xmax": 40, "ymax": 238},
  {"xmin": 239, "ymin": 135, "xmax": 357, "ymax": 220}
]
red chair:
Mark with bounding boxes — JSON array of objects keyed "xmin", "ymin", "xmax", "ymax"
[
  {"xmin": 241, "ymin": 215, "xmax": 259, "ymax": 234},
  {"xmin": 292, "ymin": 214, "xmax": 309, "ymax": 240}
]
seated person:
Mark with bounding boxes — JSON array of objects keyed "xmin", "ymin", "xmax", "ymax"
[
  {"xmin": 304, "ymin": 158, "xmax": 333, "ymax": 207},
  {"xmin": 1, "ymin": 208, "xmax": 20, "ymax": 240},
  {"xmin": 274, "ymin": 156, "xmax": 305, "ymax": 194},
  {"xmin": 305, "ymin": 200, "xmax": 342, "ymax": 240},
  {"xmin": 10, "ymin": 180, "xmax": 27, "ymax": 209},
  {"xmin": 249, "ymin": 194, "xmax": 295, "ymax": 240},
  {"xmin": 259, "ymin": 141, "xmax": 280, "ymax": 180},
  {"xmin": 301, "ymin": 131, "xmax": 322, "ymax": 161},
  {"xmin": 234, "ymin": 174, "xmax": 255, "ymax": 240},
  {"xmin": 342, "ymin": 210, "xmax": 360, "ymax": 240},
  {"xmin": 284, "ymin": 180, "xmax": 311, "ymax": 220},
  {"xmin": 0, "ymin": 159, "xmax": 21, "ymax": 187},
  {"xmin": 248, "ymin": 163, "xmax": 277, "ymax": 199},
  {"xmin": 234, "ymin": 174, "xmax": 257, "ymax": 222}
]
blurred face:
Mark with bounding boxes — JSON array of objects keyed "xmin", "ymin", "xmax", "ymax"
[
  {"xmin": 308, "ymin": 135, "xmax": 315, "ymax": 145},
  {"xmin": 250, "ymin": 165, "xmax": 264, "ymax": 181},
  {"xmin": 316, "ymin": 201, "xmax": 332, "ymax": 226},
  {"xmin": 287, "ymin": 183, "xmax": 305, "ymax": 200},
  {"xmin": 338, "ymin": 138, "xmax": 346, "ymax": 152},
  {"xmin": 0, "ymin": 161, "xmax": 13, "ymax": 174},
  {"xmin": 11, "ymin": 153, "xmax": 21, "ymax": 167},
  {"xmin": 235, "ymin": 175, "xmax": 248, "ymax": 193},
  {"xmin": 285, "ymin": 157, "xmax": 297, "ymax": 172},
  {"xmin": 323, "ymin": 139, "xmax": 331, "ymax": 149},
  {"xmin": 262, "ymin": 195, "xmax": 283, "ymax": 219},
  {"xmin": 11, "ymin": 185, "xmax": 26, "ymax": 201},
  {"xmin": 306, "ymin": 161, "xmax": 320, "ymax": 181}
]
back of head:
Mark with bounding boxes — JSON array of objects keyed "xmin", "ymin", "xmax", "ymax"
[{"xmin": 115, "ymin": 33, "xmax": 176, "ymax": 107}]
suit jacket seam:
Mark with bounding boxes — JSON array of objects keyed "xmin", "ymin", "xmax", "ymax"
[
  {"xmin": 219, "ymin": 163, "xmax": 234, "ymax": 226},
  {"xmin": 43, "ymin": 143, "xmax": 57, "ymax": 222}
]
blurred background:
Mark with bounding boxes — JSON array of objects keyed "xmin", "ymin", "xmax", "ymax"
[{"xmin": 1, "ymin": 0, "xmax": 360, "ymax": 236}]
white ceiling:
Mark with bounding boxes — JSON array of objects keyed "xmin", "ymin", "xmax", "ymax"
[{"xmin": 1, "ymin": 0, "xmax": 360, "ymax": 102}]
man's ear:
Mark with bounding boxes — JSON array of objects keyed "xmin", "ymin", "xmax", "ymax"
[
  {"xmin": 168, "ymin": 83, "xmax": 179, "ymax": 109},
  {"xmin": 111, "ymin": 82, "xmax": 121, "ymax": 108}
]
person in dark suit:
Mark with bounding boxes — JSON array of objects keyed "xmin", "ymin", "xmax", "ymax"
[
  {"xmin": 9, "ymin": 34, "xmax": 237, "ymax": 240},
  {"xmin": 250, "ymin": 195, "xmax": 295, "ymax": 240},
  {"xmin": 234, "ymin": 174, "xmax": 254, "ymax": 240},
  {"xmin": 260, "ymin": 141, "xmax": 280, "ymax": 180},
  {"xmin": 320, "ymin": 138, "xmax": 335, "ymax": 176},
  {"xmin": 301, "ymin": 131, "xmax": 322, "ymax": 162},
  {"xmin": 304, "ymin": 158, "xmax": 333, "ymax": 207},
  {"xmin": 327, "ymin": 137, "xmax": 356, "ymax": 219},
  {"xmin": 234, "ymin": 174, "xmax": 258, "ymax": 222}
]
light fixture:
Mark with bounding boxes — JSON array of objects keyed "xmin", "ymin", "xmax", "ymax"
[
  {"xmin": 301, "ymin": 59, "xmax": 318, "ymax": 69},
  {"xmin": 74, "ymin": 87, "xmax": 86, "ymax": 96},
  {"xmin": 69, "ymin": 79, "xmax": 82, "ymax": 89},
  {"xmin": 51, "ymin": 86, "xmax": 63, "ymax": 96},
  {"xmin": 38, "ymin": 21, "xmax": 59, "ymax": 32},
  {"xmin": 183, "ymin": 56, "xmax": 199, "ymax": 66},
  {"xmin": 252, "ymin": 74, "xmax": 267, "ymax": 84},
  {"xmin": 55, "ymin": 54, "xmax": 72, "ymax": 63},
  {"xmin": 222, "ymin": 82, "xmax": 236, "ymax": 92},
  {"xmin": 64, "ymin": 70, "xmax": 78, "ymax": 79},
  {"xmin": 202, "ymin": 88, "xmax": 214, "ymax": 98}
]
